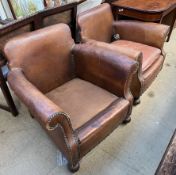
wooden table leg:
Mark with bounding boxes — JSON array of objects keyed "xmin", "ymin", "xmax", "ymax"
[
  {"xmin": 0, "ymin": 68, "xmax": 18, "ymax": 116},
  {"xmin": 112, "ymin": 6, "xmax": 118, "ymax": 20},
  {"xmin": 167, "ymin": 9, "xmax": 176, "ymax": 42},
  {"xmin": 161, "ymin": 8, "xmax": 176, "ymax": 42}
]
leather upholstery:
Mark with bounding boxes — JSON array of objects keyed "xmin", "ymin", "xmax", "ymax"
[
  {"xmin": 78, "ymin": 98, "xmax": 129, "ymax": 158},
  {"xmin": 73, "ymin": 43, "xmax": 137, "ymax": 99},
  {"xmin": 113, "ymin": 20, "xmax": 170, "ymax": 49},
  {"xmin": 46, "ymin": 78, "xmax": 118, "ymax": 130},
  {"xmin": 4, "ymin": 24, "xmax": 137, "ymax": 171},
  {"xmin": 112, "ymin": 40, "xmax": 161, "ymax": 73},
  {"xmin": 143, "ymin": 56, "xmax": 164, "ymax": 92},
  {"xmin": 84, "ymin": 40, "xmax": 143, "ymax": 99},
  {"xmin": 77, "ymin": 3, "xmax": 169, "ymax": 99},
  {"xmin": 77, "ymin": 3, "xmax": 113, "ymax": 43},
  {"xmin": 4, "ymin": 24, "xmax": 75, "ymax": 93}
]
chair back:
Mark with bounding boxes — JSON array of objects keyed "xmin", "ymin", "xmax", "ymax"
[
  {"xmin": 4, "ymin": 24, "xmax": 75, "ymax": 93},
  {"xmin": 78, "ymin": 3, "xmax": 113, "ymax": 43}
]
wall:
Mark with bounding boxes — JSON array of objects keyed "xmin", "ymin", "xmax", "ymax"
[
  {"xmin": 0, "ymin": 0, "xmax": 13, "ymax": 19},
  {"xmin": 78, "ymin": 0, "xmax": 102, "ymax": 13}
]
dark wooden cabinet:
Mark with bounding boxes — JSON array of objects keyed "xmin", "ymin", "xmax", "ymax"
[{"xmin": 111, "ymin": 0, "xmax": 176, "ymax": 41}]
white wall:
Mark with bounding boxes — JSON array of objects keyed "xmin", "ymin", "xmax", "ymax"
[
  {"xmin": 0, "ymin": 0, "xmax": 13, "ymax": 19},
  {"xmin": 0, "ymin": 2, "xmax": 7, "ymax": 19},
  {"xmin": 78, "ymin": 0, "xmax": 102, "ymax": 14}
]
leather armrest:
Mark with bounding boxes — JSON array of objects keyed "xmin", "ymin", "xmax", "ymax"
[
  {"xmin": 7, "ymin": 68, "xmax": 71, "ymax": 130},
  {"xmin": 7, "ymin": 68, "xmax": 80, "ymax": 166},
  {"xmin": 84, "ymin": 40, "xmax": 144, "ymax": 98},
  {"xmin": 113, "ymin": 20, "xmax": 170, "ymax": 49},
  {"xmin": 72, "ymin": 43, "xmax": 138, "ymax": 104},
  {"xmin": 86, "ymin": 39, "xmax": 142, "ymax": 66}
]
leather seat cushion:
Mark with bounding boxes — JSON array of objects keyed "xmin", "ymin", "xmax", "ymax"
[
  {"xmin": 46, "ymin": 78, "xmax": 118, "ymax": 129},
  {"xmin": 143, "ymin": 56, "xmax": 164, "ymax": 92},
  {"xmin": 112, "ymin": 40, "xmax": 161, "ymax": 72},
  {"xmin": 77, "ymin": 97, "xmax": 129, "ymax": 158}
]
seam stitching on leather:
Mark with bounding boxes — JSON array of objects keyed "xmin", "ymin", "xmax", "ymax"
[{"xmin": 47, "ymin": 112, "xmax": 80, "ymax": 166}]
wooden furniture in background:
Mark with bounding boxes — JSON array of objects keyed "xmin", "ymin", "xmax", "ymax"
[
  {"xmin": 111, "ymin": 0, "xmax": 176, "ymax": 41},
  {"xmin": 0, "ymin": 18, "xmax": 14, "ymax": 25}
]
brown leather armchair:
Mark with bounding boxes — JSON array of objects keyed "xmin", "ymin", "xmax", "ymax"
[
  {"xmin": 4, "ymin": 24, "xmax": 137, "ymax": 172},
  {"xmin": 77, "ymin": 3, "xmax": 170, "ymax": 104}
]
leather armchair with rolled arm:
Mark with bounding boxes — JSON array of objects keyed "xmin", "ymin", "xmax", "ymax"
[
  {"xmin": 4, "ymin": 24, "xmax": 137, "ymax": 172},
  {"xmin": 77, "ymin": 3, "xmax": 170, "ymax": 104}
]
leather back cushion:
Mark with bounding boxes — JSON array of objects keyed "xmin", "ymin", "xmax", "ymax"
[
  {"xmin": 4, "ymin": 24, "xmax": 75, "ymax": 93},
  {"xmin": 78, "ymin": 3, "xmax": 113, "ymax": 43}
]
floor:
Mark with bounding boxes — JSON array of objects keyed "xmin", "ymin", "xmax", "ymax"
[{"xmin": 0, "ymin": 4, "xmax": 176, "ymax": 175}]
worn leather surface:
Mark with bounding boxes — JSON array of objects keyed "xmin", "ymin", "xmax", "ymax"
[
  {"xmin": 112, "ymin": 40, "xmax": 161, "ymax": 73},
  {"xmin": 86, "ymin": 39, "xmax": 143, "ymax": 62},
  {"xmin": 73, "ymin": 43, "xmax": 138, "ymax": 99},
  {"xmin": 113, "ymin": 20, "xmax": 170, "ymax": 49},
  {"xmin": 4, "ymin": 23, "xmax": 137, "ymax": 169},
  {"xmin": 78, "ymin": 3, "xmax": 169, "ymax": 98},
  {"xmin": 73, "ymin": 43, "xmax": 138, "ymax": 115},
  {"xmin": 46, "ymin": 78, "xmax": 118, "ymax": 130},
  {"xmin": 7, "ymin": 68, "xmax": 80, "ymax": 167},
  {"xmin": 7, "ymin": 68, "xmax": 63, "ymax": 124},
  {"xmin": 77, "ymin": 3, "xmax": 113, "ymax": 42},
  {"xmin": 77, "ymin": 98, "xmax": 129, "ymax": 158},
  {"xmin": 0, "ymin": 25, "xmax": 31, "ymax": 51},
  {"xmin": 143, "ymin": 55, "xmax": 164, "ymax": 92},
  {"xmin": 4, "ymin": 24, "xmax": 75, "ymax": 93},
  {"xmin": 82, "ymin": 40, "xmax": 143, "ymax": 98}
]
